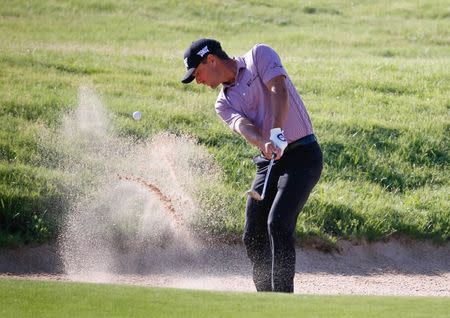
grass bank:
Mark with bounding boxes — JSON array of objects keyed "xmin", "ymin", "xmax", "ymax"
[{"xmin": 0, "ymin": 0, "xmax": 449, "ymax": 245}]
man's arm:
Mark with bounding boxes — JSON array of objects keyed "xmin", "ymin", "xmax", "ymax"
[
  {"xmin": 233, "ymin": 117, "xmax": 265, "ymax": 150},
  {"xmin": 234, "ymin": 75, "xmax": 289, "ymax": 159},
  {"xmin": 266, "ymin": 75, "xmax": 289, "ymax": 129}
]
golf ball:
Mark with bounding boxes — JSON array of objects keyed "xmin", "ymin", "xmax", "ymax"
[{"xmin": 132, "ymin": 111, "xmax": 141, "ymax": 121}]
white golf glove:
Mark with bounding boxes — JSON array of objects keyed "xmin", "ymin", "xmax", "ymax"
[{"xmin": 270, "ymin": 128, "xmax": 288, "ymax": 154}]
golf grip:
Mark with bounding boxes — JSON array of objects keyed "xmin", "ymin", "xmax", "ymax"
[{"xmin": 260, "ymin": 153, "xmax": 276, "ymax": 200}]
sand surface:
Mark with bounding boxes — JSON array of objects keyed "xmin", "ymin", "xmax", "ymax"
[{"xmin": 1, "ymin": 239, "xmax": 449, "ymax": 296}]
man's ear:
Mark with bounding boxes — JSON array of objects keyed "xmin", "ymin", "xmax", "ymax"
[{"xmin": 207, "ymin": 54, "xmax": 216, "ymax": 65}]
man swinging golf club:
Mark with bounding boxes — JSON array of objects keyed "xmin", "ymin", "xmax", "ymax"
[{"xmin": 181, "ymin": 38, "xmax": 323, "ymax": 293}]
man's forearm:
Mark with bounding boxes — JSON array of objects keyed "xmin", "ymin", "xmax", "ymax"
[
  {"xmin": 267, "ymin": 75, "xmax": 289, "ymax": 129},
  {"xmin": 234, "ymin": 117, "xmax": 265, "ymax": 151},
  {"xmin": 271, "ymin": 87, "xmax": 289, "ymax": 129}
]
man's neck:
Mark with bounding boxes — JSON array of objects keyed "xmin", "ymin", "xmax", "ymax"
[{"xmin": 222, "ymin": 58, "xmax": 238, "ymax": 85}]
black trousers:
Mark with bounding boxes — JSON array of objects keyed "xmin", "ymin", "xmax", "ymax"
[{"xmin": 243, "ymin": 140, "xmax": 323, "ymax": 293}]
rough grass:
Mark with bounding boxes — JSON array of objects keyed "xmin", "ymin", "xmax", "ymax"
[
  {"xmin": 1, "ymin": 279, "xmax": 450, "ymax": 318},
  {"xmin": 0, "ymin": 0, "xmax": 449, "ymax": 245}
]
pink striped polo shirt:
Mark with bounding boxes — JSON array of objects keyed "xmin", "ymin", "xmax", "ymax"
[{"xmin": 215, "ymin": 44, "xmax": 313, "ymax": 144}]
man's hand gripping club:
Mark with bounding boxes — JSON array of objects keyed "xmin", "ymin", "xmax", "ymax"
[
  {"xmin": 262, "ymin": 127, "xmax": 288, "ymax": 160},
  {"xmin": 247, "ymin": 128, "xmax": 287, "ymax": 201}
]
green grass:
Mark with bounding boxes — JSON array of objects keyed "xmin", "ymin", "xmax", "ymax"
[
  {"xmin": 1, "ymin": 279, "xmax": 449, "ymax": 318},
  {"xmin": 0, "ymin": 0, "xmax": 449, "ymax": 245}
]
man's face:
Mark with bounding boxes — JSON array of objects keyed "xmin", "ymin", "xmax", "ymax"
[{"xmin": 193, "ymin": 55, "xmax": 221, "ymax": 89}]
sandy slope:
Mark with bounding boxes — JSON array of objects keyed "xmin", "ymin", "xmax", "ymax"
[{"xmin": 1, "ymin": 239, "xmax": 449, "ymax": 296}]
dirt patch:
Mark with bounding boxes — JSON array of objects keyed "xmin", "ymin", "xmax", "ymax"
[{"xmin": 1, "ymin": 239, "xmax": 449, "ymax": 296}]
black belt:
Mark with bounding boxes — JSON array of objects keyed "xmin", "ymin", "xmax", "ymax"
[{"xmin": 285, "ymin": 134, "xmax": 317, "ymax": 152}]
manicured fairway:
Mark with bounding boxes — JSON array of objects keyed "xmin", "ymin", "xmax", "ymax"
[{"xmin": 1, "ymin": 279, "xmax": 449, "ymax": 318}]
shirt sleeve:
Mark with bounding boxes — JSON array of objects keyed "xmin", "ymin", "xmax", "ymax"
[
  {"xmin": 254, "ymin": 44, "xmax": 287, "ymax": 85},
  {"xmin": 215, "ymin": 92, "xmax": 243, "ymax": 132}
]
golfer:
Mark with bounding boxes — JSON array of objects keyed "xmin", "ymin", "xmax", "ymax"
[{"xmin": 181, "ymin": 38, "xmax": 323, "ymax": 293}]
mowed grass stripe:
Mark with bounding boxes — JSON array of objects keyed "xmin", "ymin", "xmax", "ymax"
[{"xmin": 1, "ymin": 279, "xmax": 449, "ymax": 318}]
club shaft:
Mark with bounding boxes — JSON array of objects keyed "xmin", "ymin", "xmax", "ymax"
[{"xmin": 260, "ymin": 154, "xmax": 275, "ymax": 200}]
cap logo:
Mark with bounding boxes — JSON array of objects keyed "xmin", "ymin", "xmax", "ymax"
[
  {"xmin": 197, "ymin": 46, "xmax": 209, "ymax": 57},
  {"xmin": 184, "ymin": 57, "xmax": 189, "ymax": 69}
]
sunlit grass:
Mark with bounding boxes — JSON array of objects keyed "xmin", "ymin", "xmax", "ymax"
[
  {"xmin": 1, "ymin": 279, "xmax": 450, "ymax": 318},
  {"xmin": 0, "ymin": 0, "xmax": 449, "ymax": 245}
]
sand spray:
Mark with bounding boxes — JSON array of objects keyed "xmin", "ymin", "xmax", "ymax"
[{"xmin": 49, "ymin": 85, "xmax": 237, "ymax": 283}]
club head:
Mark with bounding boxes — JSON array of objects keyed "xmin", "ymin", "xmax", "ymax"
[{"xmin": 246, "ymin": 190, "xmax": 263, "ymax": 201}]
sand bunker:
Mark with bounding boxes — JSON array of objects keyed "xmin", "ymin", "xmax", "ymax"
[{"xmin": 1, "ymin": 86, "xmax": 448, "ymax": 296}]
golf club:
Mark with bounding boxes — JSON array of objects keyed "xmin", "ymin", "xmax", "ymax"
[{"xmin": 246, "ymin": 153, "xmax": 276, "ymax": 201}]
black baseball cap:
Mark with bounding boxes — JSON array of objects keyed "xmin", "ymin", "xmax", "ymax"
[{"xmin": 181, "ymin": 38, "xmax": 223, "ymax": 84}]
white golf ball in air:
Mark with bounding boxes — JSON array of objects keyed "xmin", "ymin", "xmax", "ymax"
[{"xmin": 132, "ymin": 111, "xmax": 142, "ymax": 121}]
